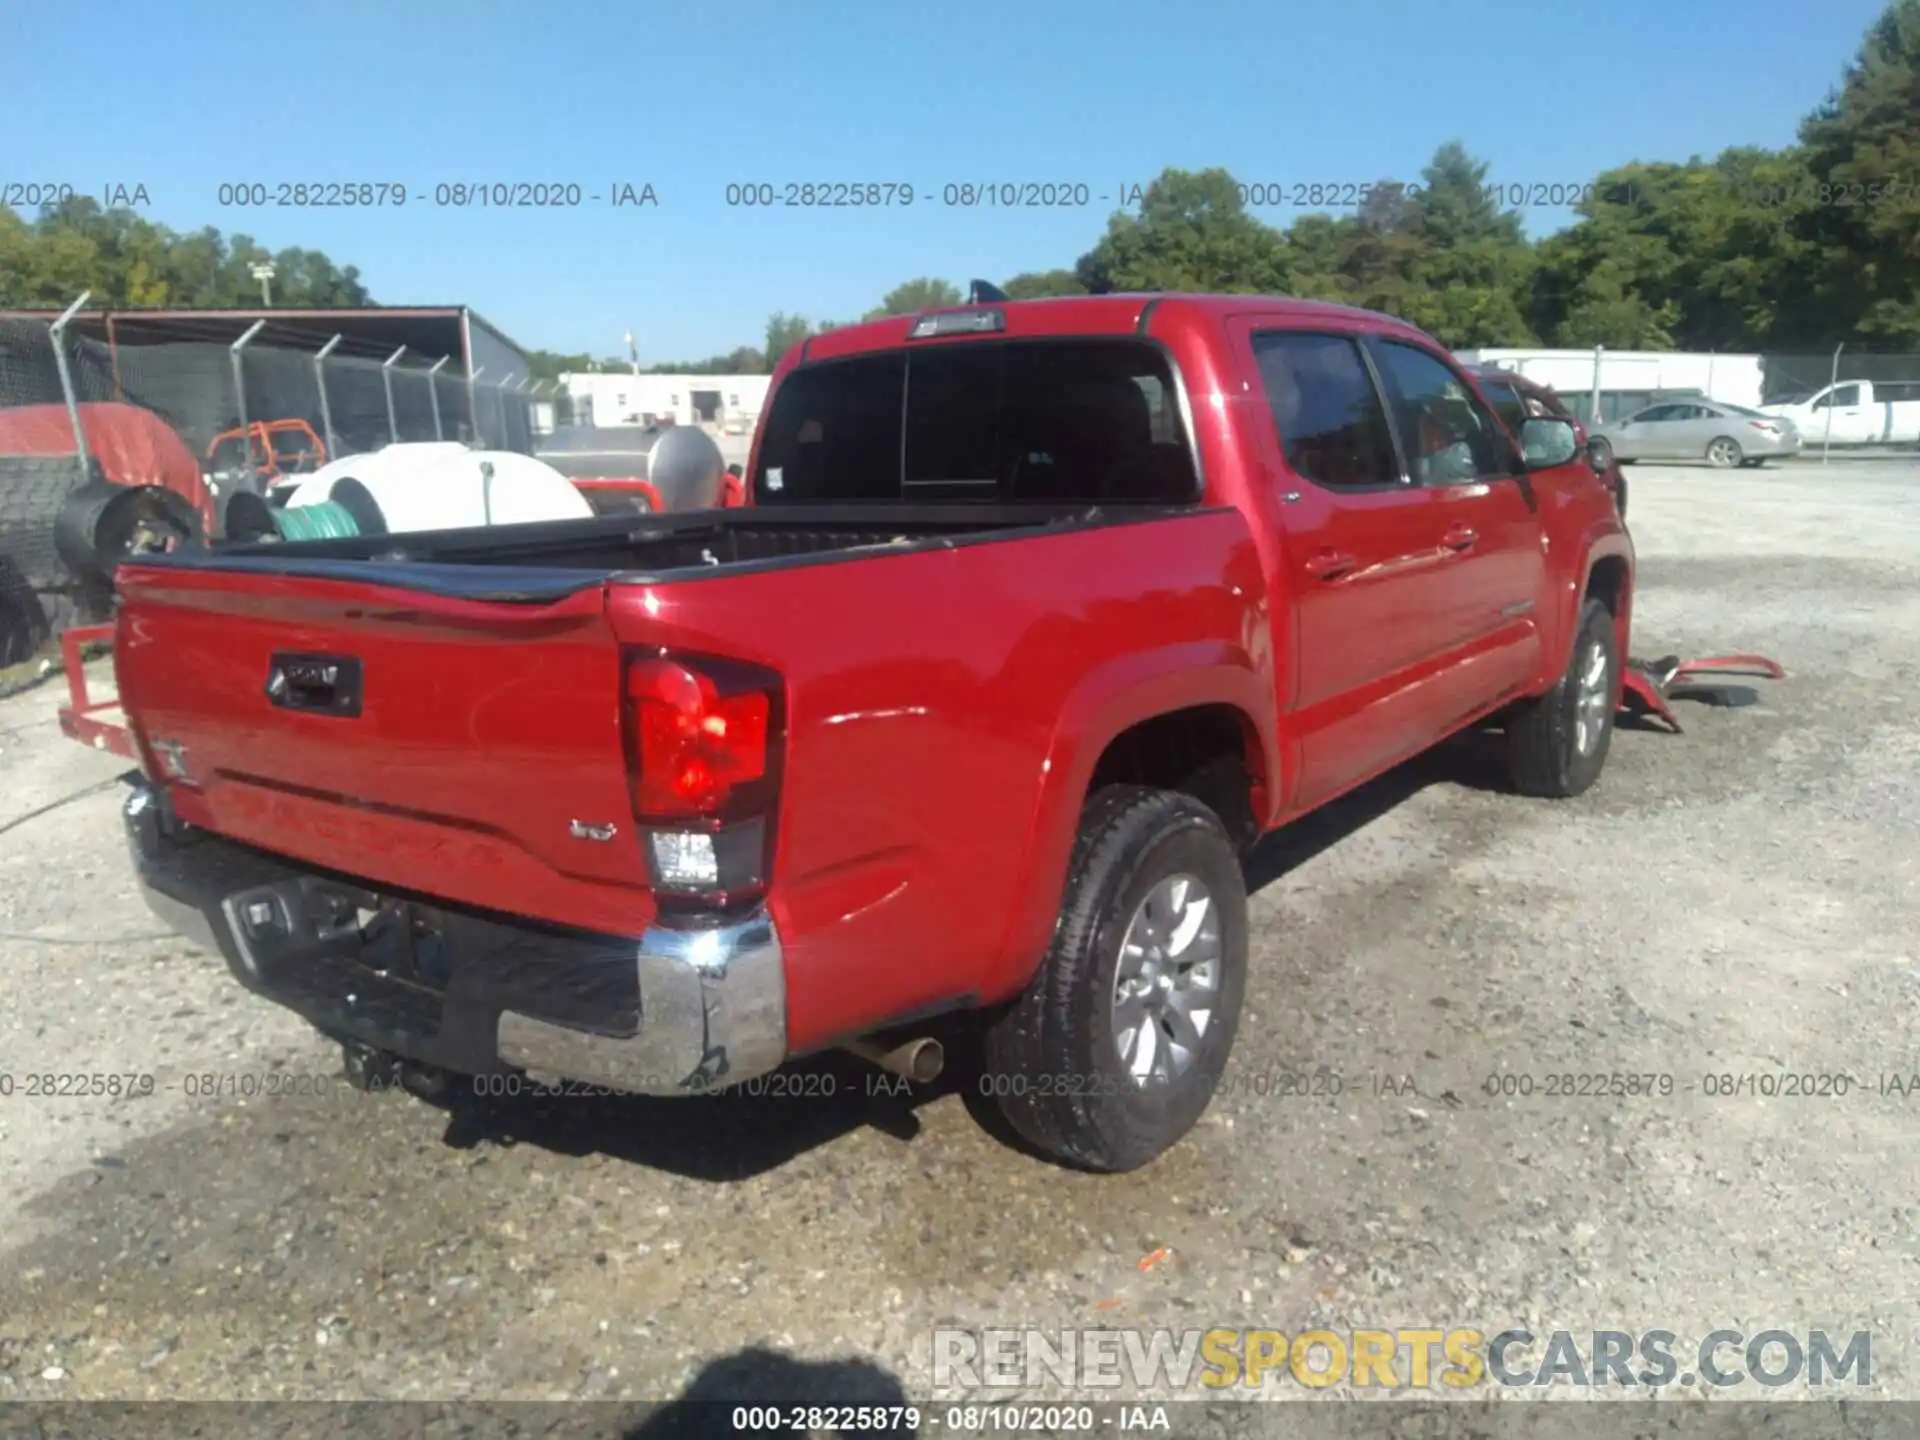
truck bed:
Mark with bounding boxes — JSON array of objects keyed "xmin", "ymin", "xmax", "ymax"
[{"xmin": 160, "ymin": 503, "xmax": 1158, "ymax": 599}]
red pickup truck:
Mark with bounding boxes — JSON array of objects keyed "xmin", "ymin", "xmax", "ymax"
[{"xmin": 114, "ymin": 294, "xmax": 1632, "ymax": 1171}]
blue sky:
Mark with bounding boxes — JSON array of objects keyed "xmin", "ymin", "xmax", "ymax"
[{"xmin": 8, "ymin": 0, "xmax": 1886, "ymax": 360}]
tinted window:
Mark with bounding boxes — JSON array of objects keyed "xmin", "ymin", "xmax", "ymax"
[
  {"xmin": 1479, "ymin": 377, "xmax": 1529, "ymax": 433},
  {"xmin": 1373, "ymin": 341, "xmax": 1506, "ymax": 484},
  {"xmin": 1879, "ymin": 382, "xmax": 1920, "ymax": 403},
  {"xmin": 751, "ymin": 341, "xmax": 1196, "ymax": 505},
  {"xmin": 1249, "ymin": 332, "xmax": 1400, "ymax": 489},
  {"xmin": 1631, "ymin": 404, "xmax": 1678, "ymax": 423},
  {"xmin": 1816, "ymin": 384, "xmax": 1862, "ymax": 408}
]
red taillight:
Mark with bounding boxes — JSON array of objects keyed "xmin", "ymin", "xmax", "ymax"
[{"xmin": 625, "ymin": 657, "xmax": 770, "ymax": 817}]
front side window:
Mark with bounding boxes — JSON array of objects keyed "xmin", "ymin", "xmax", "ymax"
[
  {"xmin": 1372, "ymin": 341, "xmax": 1506, "ymax": 485},
  {"xmin": 1249, "ymin": 331, "xmax": 1401, "ymax": 490},
  {"xmin": 1478, "ymin": 377, "xmax": 1529, "ymax": 433},
  {"xmin": 1816, "ymin": 384, "xmax": 1862, "ymax": 409}
]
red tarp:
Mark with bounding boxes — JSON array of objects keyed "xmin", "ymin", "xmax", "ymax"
[{"xmin": 0, "ymin": 402, "xmax": 213, "ymax": 532}]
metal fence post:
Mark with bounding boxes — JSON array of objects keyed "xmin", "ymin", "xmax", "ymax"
[
  {"xmin": 468, "ymin": 367, "xmax": 484, "ymax": 445},
  {"xmin": 314, "ymin": 335, "xmax": 343, "ymax": 457},
  {"xmin": 48, "ymin": 291, "xmax": 94, "ymax": 477},
  {"xmin": 381, "ymin": 345, "xmax": 408, "ymax": 444},
  {"xmin": 1824, "ymin": 342, "xmax": 1844, "ymax": 466},
  {"xmin": 230, "ymin": 321, "xmax": 267, "ymax": 486},
  {"xmin": 427, "ymin": 356, "xmax": 449, "ymax": 440},
  {"xmin": 497, "ymin": 374, "xmax": 517, "ymax": 451}
]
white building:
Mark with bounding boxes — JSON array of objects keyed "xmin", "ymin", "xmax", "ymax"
[
  {"xmin": 1455, "ymin": 348, "xmax": 1765, "ymax": 418},
  {"xmin": 558, "ymin": 371, "xmax": 773, "ymax": 434}
]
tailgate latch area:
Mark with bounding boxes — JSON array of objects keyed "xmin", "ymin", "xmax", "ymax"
[{"xmin": 265, "ymin": 652, "xmax": 364, "ymax": 717}]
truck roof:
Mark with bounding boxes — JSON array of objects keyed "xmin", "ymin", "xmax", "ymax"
[{"xmin": 799, "ymin": 292, "xmax": 1432, "ymax": 365}]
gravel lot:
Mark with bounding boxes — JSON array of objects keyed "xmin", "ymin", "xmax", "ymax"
[{"xmin": 1, "ymin": 459, "xmax": 1916, "ymax": 1415}]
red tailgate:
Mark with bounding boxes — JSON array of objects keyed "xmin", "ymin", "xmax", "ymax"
[{"xmin": 113, "ymin": 564, "xmax": 658, "ymax": 936}]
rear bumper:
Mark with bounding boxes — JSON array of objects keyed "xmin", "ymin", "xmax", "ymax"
[{"xmin": 123, "ymin": 781, "xmax": 787, "ymax": 1096}]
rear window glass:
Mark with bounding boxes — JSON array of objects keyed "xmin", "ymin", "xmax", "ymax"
[{"xmin": 752, "ymin": 340, "xmax": 1197, "ymax": 505}]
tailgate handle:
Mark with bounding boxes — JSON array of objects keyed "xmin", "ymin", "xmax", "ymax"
[{"xmin": 265, "ymin": 652, "xmax": 363, "ymax": 717}]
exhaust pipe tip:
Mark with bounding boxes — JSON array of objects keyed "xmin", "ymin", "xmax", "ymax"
[{"xmin": 847, "ymin": 1035, "xmax": 945, "ymax": 1084}]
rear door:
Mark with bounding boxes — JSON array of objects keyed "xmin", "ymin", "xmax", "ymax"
[{"xmin": 1233, "ymin": 321, "xmax": 1461, "ymax": 809}]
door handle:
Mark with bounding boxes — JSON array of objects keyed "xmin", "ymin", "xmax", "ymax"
[
  {"xmin": 1304, "ymin": 549, "xmax": 1357, "ymax": 579},
  {"xmin": 1441, "ymin": 525, "xmax": 1478, "ymax": 551}
]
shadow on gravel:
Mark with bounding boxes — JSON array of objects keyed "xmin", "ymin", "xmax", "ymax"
[
  {"xmin": 628, "ymin": 1345, "xmax": 916, "ymax": 1438},
  {"xmin": 427, "ymin": 727, "xmax": 1522, "ymax": 1178},
  {"xmin": 1242, "ymin": 727, "xmax": 1513, "ymax": 895},
  {"xmin": 419, "ymin": 1011, "xmax": 990, "ymax": 1182}
]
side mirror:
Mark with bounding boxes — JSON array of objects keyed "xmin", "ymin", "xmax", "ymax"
[{"xmin": 1518, "ymin": 416, "xmax": 1579, "ymax": 471}]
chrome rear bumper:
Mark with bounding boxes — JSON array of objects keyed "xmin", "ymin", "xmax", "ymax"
[{"xmin": 124, "ymin": 781, "xmax": 787, "ymax": 1096}]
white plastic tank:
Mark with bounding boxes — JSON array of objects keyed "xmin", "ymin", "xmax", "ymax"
[{"xmin": 280, "ymin": 448, "xmax": 592, "ymax": 532}]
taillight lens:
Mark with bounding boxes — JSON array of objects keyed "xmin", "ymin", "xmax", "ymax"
[
  {"xmin": 626, "ymin": 658, "xmax": 768, "ymax": 816},
  {"xmin": 622, "ymin": 652, "xmax": 783, "ymax": 902}
]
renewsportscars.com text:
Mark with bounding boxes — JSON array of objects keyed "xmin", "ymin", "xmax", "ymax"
[{"xmin": 931, "ymin": 1327, "xmax": 1872, "ymax": 1393}]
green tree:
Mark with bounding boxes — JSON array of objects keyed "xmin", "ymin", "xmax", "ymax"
[
  {"xmin": 763, "ymin": 311, "xmax": 814, "ymax": 365},
  {"xmin": 1001, "ymin": 269, "xmax": 1087, "ymax": 299},
  {"xmin": 1791, "ymin": 0, "xmax": 1920, "ymax": 344},
  {"xmin": 0, "ymin": 197, "xmax": 373, "ymax": 308},
  {"xmin": 862, "ymin": 277, "xmax": 963, "ymax": 319},
  {"xmin": 1397, "ymin": 143, "xmax": 1537, "ymax": 347},
  {"xmin": 1075, "ymin": 168, "xmax": 1292, "ymax": 294}
]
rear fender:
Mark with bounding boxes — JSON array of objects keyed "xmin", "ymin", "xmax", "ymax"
[{"xmin": 980, "ymin": 642, "xmax": 1276, "ymax": 1002}]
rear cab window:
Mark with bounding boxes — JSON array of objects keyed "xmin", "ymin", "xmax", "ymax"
[{"xmin": 752, "ymin": 339, "xmax": 1198, "ymax": 506}]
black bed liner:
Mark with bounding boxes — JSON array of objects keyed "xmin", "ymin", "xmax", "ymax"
[{"xmin": 121, "ymin": 502, "xmax": 1201, "ymax": 602}]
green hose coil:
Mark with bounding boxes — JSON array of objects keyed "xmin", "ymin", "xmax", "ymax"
[{"xmin": 271, "ymin": 501, "xmax": 361, "ymax": 541}]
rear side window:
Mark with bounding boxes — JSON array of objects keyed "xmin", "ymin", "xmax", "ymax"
[
  {"xmin": 752, "ymin": 340, "xmax": 1197, "ymax": 506},
  {"xmin": 1249, "ymin": 332, "xmax": 1400, "ymax": 489},
  {"xmin": 1372, "ymin": 341, "xmax": 1507, "ymax": 485}
]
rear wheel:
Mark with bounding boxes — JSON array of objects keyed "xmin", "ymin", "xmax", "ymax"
[
  {"xmin": 1506, "ymin": 597, "xmax": 1619, "ymax": 798},
  {"xmin": 1706, "ymin": 436, "xmax": 1743, "ymax": 468},
  {"xmin": 981, "ymin": 786, "xmax": 1247, "ymax": 1172}
]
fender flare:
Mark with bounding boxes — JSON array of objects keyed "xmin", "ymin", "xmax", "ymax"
[
  {"xmin": 979, "ymin": 642, "xmax": 1277, "ymax": 1001},
  {"xmin": 1546, "ymin": 531, "xmax": 1635, "ymax": 683}
]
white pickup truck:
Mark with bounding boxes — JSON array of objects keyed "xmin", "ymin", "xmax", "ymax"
[{"xmin": 1759, "ymin": 379, "xmax": 1920, "ymax": 446}]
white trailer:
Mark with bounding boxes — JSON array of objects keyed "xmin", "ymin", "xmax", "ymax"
[{"xmin": 1455, "ymin": 348, "xmax": 1765, "ymax": 419}]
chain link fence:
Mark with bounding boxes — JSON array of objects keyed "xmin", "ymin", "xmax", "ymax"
[{"xmin": 0, "ymin": 298, "xmax": 544, "ymax": 665}]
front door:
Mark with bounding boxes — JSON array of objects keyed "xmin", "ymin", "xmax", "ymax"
[
  {"xmin": 1364, "ymin": 336, "xmax": 1547, "ymax": 711},
  {"xmin": 1811, "ymin": 383, "xmax": 1872, "ymax": 443}
]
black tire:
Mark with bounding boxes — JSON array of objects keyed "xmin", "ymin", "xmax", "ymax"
[
  {"xmin": 1506, "ymin": 597, "xmax": 1619, "ymax": 798},
  {"xmin": 1705, "ymin": 436, "xmax": 1743, "ymax": 468},
  {"xmin": 981, "ymin": 786, "xmax": 1248, "ymax": 1172},
  {"xmin": 1587, "ymin": 437, "xmax": 1613, "ymax": 469}
]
